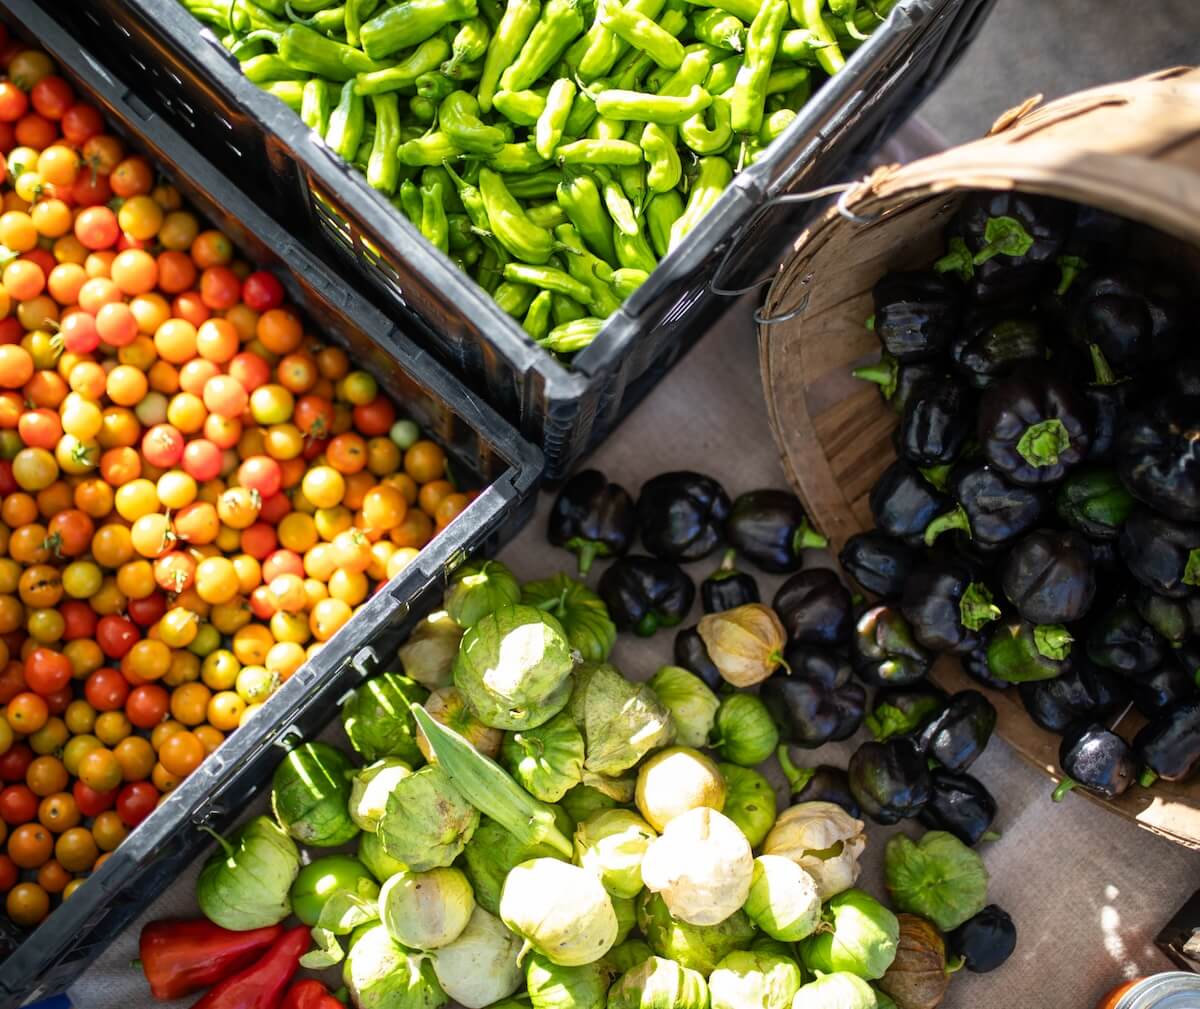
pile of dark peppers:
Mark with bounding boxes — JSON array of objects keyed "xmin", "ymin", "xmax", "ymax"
[{"xmin": 847, "ymin": 191, "xmax": 1200, "ymax": 802}]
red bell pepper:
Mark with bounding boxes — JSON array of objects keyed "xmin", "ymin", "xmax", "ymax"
[
  {"xmin": 281, "ymin": 979, "xmax": 345, "ymax": 1009},
  {"xmin": 139, "ymin": 918, "xmax": 286, "ymax": 1001},
  {"xmin": 191, "ymin": 924, "xmax": 311, "ymax": 1009}
]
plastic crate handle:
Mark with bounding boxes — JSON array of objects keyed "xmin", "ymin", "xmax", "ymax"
[{"xmin": 709, "ymin": 180, "xmax": 881, "ymax": 324}]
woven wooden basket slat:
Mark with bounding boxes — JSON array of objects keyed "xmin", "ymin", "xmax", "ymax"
[{"xmin": 760, "ymin": 67, "xmax": 1200, "ymax": 848}]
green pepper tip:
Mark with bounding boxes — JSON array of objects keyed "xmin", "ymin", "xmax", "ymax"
[{"xmin": 924, "ymin": 505, "xmax": 971, "ymax": 547}]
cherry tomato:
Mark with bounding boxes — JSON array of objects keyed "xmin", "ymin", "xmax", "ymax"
[
  {"xmin": 72, "ymin": 779, "xmax": 116, "ymax": 817},
  {"xmin": 116, "ymin": 780, "xmax": 157, "ymax": 827},
  {"xmin": 242, "ymin": 271, "xmax": 284, "ymax": 311},
  {"xmin": 96, "ymin": 614, "xmax": 139, "ymax": 660},
  {"xmin": 84, "ymin": 668, "xmax": 129, "ymax": 713},
  {"xmin": 0, "ymin": 784, "xmax": 36, "ymax": 824},
  {"xmin": 22, "ymin": 648, "xmax": 70, "ymax": 696},
  {"xmin": 125, "ymin": 684, "xmax": 168, "ymax": 730}
]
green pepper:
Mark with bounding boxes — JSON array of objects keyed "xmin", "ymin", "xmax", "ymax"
[
  {"xmin": 668, "ymin": 155, "xmax": 731, "ymax": 250},
  {"xmin": 687, "ymin": 0, "xmax": 758, "ymax": 20},
  {"xmin": 592, "ymin": 167, "xmax": 638, "ymax": 237},
  {"xmin": 440, "ymin": 91, "xmax": 507, "ymax": 154},
  {"xmin": 286, "ymin": 3, "xmax": 348, "ymax": 36},
  {"xmin": 493, "ymin": 88, "xmax": 548, "ymax": 125},
  {"xmin": 421, "ymin": 166, "xmax": 464, "ymax": 212},
  {"xmin": 557, "ymin": 173, "xmax": 617, "ymax": 264},
  {"xmin": 478, "ymin": 0, "xmax": 541, "ymax": 111},
  {"xmin": 691, "ymin": 9, "xmax": 745, "ymax": 51},
  {"xmin": 524, "ymin": 203, "xmax": 567, "ymax": 229},
  {"xmin": 183, "ymin": 0, "xmax": 285, "ymax": 33},
  {"xmin": 476, "ymin": 244, "xmax": 506, "ymax": 293},
  {"xmin": 680, "ymin": 94, "xmax": 732, "ymax": 154},
  {"xmin": 595, "ymin": 84, "xmax": 710, "ymax": 123},
  {"xmin": 398, "ymin": 179, "xmax": 423, "ymax": 222},
  {"xmin": 596, "ymin": 0, "xmax": 685, "ymax": 70},
  {"xmin": 612, "ymin": 267, "xmax": 648, "ymax": 298},
  {"xmin": 399, "ymin": 131, "xmax": 466, "ymax": 166},
  {"xmin": 557, "ymin": 138, "xmax": 643, "ymax": 165},
  {"xmin": 641, "ymin": 122, "xmax": 681, "ymax": 192},
  {"xmin": 523, "ymin": 289, "xmax": 555, "ymax": 341},
  {"xmin": 446, "ymin": 213, "xmax": 475, "ymax": 250},
  {"xmin": 416, "ymin": 71, "xmax": 457, "ymax": 100},
  {"xmin": 242, "ymin": 53, "xmax": 307, "ymax": 83},
  {"xmin": 577, "ymin": 0, "xmax": 666, "ymax": 81},
  {"xmin": 300, "ymin": 78, "xmax": 334, "ymax": 132},
  {"xmin": 610, "ymin": 45, "xmax": 655, "ymax": 91},
  {"xmin": 730, "ymin": 0, "xmax": 786, "ymax": 135},
  {"xmin": 360, "ymin": 0, "xmax": 479, "ymax": 58},
  {"xmin": 489, "ymin": 142, "xmax": 550, "ymax": 173},
  {"xmin": 366, "ymin": 93, "xmax": 402, "ymax": 194},
  {"xmin": 618, "ymin": 163, "xmax": 647, "ymax": 211},
  {"xmin": 792, "ymin": 0, "xmax": 846, "ymax": 75},
  {"xmin": 555, "ymin": 223, "xmax": 623, "ymax": 316},
  {"xmin": 443, "ymin": 161, "xmax": 497, "ymax": 243},
  {"xmin": 499, "ymin": 0, "xmax": 586, "ymax": 92},
  {"xmin": 614, "ymin": 224, "xmax": 657, "ymax": 273},
  {"xmin": 275, "ymin": 23, "xmax": 385, "ymax": 78},
  {"xmin": 535, "ymin": 78, "xmax": 576, "ymax": 159},
  {"xmin": 758, "ymin": 107, "xmax": 795, "ymax": 145},
  {"xmin": 354, "ymin": 36, "xmax": 451, "ymax": 93},
  {"xmin": 326, "ymin": 78, "xmax": 365, "ymax": 159},
  {"xmin": 706, "ymin": 53, "xmax": 741, "ymax": 94},
  {"xmin": 420, "ymin": 179, "xmax": 450, "ymax": 252},
  {"xmin": 779, "ymin": 26, "xmax": 831, "ymax": 63},
  {"xmin": 765, "ymin": 64, "xmax": 809, "ymax": 95},
  {"xmin": 478, "ymin": 167, "xmax": 556, "ymax": 263},
  {"xmin": 494, "ymin": 280, "xmax": 538, "ymax": 316},
  {"xmin": 552, "ymin": 292, "xmax": 588, "ymax": 324},
  {"xmin": 353, "ymin": 124, "xmax": 376, "ymax": 169},
  {"xmin": 443, "ymin": 17, "xmax": 491, "ymax": 76},
  {"xmin": 645, "ymin": 190, "xmax": 683, "ymax": 258},
  {"xmin": 506, "ymin": 169, "xmax": 564, "ymax": 198},
  {"xmin": 588, "ymin": 114, "xmax": 627, "ymax": 141},
  {"xmin": 540, "ymin": 317, "xmax": 604, "ymax": 353},
  {"xmin": 282, "ymin": 0, "xmax": 330, "ymax": 12},
  {"xmin": 502, "ymin": 262, "xmax": 595, "ymax": 304},
  {"xmin": 409, "ymin": 95, "xmax": 437, "ymax": 122},
  {"xmin": 264, "ymin": 79, "xmax": 306, "ymax": 109}
]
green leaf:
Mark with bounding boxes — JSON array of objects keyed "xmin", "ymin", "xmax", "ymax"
[
  {"xmin": 972, "ymin": 215, "xmax": 1034, "ymax": 264},
  {"xmin": 933, "ymin": 236, "xmax": 974, "ymax": 281}
]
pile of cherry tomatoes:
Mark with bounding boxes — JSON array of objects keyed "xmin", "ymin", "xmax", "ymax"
[{"xmin": 0, "ymin": 28, "xmax": 475, "ymax": 930}]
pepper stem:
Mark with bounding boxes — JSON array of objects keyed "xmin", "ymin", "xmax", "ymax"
[
  {"xmin": 1051, "ymin": 777, "xmax": 1076, "ymax": 802},
  {"xmin": 945, "ymin": 955, "xmax": 966, "ymax": 975},
  {"xmin": 634, "ymin": 612, "xmax": 659, "ymax": 637},
  {"xmin": 980, "ymin": 830, "xmax": 1002, "ymax": 843},
  {"xmin": 933, "ymin": 237, "xmax": 974, "ymax": 281},
  {"xmin": 1139, "ymin": 768, "xmax": 1158, "ymax": 789},
  {"xmin": 959, "ymin": 582, "xmax": 1001, "ymax": 632},
  {"xmin": 716, "ymin": 548, "xmax": 737, "ymax": 576},
  {"xmin": 1033, "ymin": 623, "xmax": 1073, "ymax": 661},
  {"xmin": 851, "ymin": 357, "xmax": 897, "ymax": 399},
  {"xmin": 1055, "ymin": 253, "xmax": 1087, "ymax": 295},
  {"xmin": 575, "ymin": 540, "xmax": 600, "ymax": 576},
  {"xmin": 971, "ymin": 215, "xmax": 1035, "ymax": 265},
  {"xmin": 1089, "ymin": 343, "xmax": 1118, "ymax": 387},
  {"xmin": 1016, "ymin": 418, "xmax": 1070, "ymax": 468},
  {"xmin": 775, "ymin": 744, "xmax": 815, "ymax": 794},
  {"xmin": 924, "ymin": 505, "xmax": 971, "ymax": 547},
  {"xmin": 919, "ymin": 462, "xmax": 952, "ymax": 492},
  {"xmin": 771, "ymin": 650, "xmax": 791, "ymax": 676},
  {"xmin": 792, "ymin": 519, "xmax": 828, "ymax": 553}
]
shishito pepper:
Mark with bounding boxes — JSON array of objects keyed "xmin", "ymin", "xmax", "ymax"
[
  {"xmin": 478, "ymin": 168, "xmax": 555, "ymax": 262},
  {"xmin": 440, "ymin": 90, "xmax": 507, "ymax": 154},
  {"xmin": 596, "ymin": 0, "xmax": 686, "ymax": 70},
  {"xmin": 360, "ymin": 0, "xmax": 479, "ymax": 59},
  {"xmin": 540, "ymin": 316, "xmax": 604, "ymax": 352},
  {"xmin": 668, "ymin": 155, "xmax": 732, "ymax": 250},
  {"xmin": 366, "ymin": 93, "xmax": 401, "ymax": 194},
  {"xmin": 555, "ymin": 224, "xmax": 623, "ymax": 317},
  {"xmin": 237, "ymin": 24, "xmax": 386, "ymax": 79},
  {"xmin": 419, "ymin": 179, "xmax": 450, "ymax": 252},
  {"xmin": 730, "ymin": 0, "xmax": 787, "ymax": 135},
  {"xmin": 300, "ymin": 78, "xmax": 334, "ymax": 133},
  {"xmin": 557, "ymin": 172, "xmax": 617, "ymax": 263},
  {"xmin": 499, "ymin": 0, "xmax": 586, "ymax": 91},
  {"xmin": 325, "ymin": 78, "xmax": 365, "ymax": 160},
  {"xmin": 354, "ymin": 36, "xmax": 451, "ymax": 93}
]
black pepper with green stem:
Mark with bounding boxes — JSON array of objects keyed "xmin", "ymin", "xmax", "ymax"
[
  {"xmin": 923, "ymin": 463, "xmax": 1045, "ymax": 551},
  {"xmin": 701, "ymin": 550, "xmax": 760, "ymax": 613},
  {"xmin": 848, "ymin": 737, "xmax": 932, "ymax": 824},
  {"xmin": 900, "ymin": 561, "xmax": 1001, "ymax": 655},
  {"xmin": 851, "ymin": 606, "xmax": 931, "ymax": 688},
  {"xmin": 547, "ymin": 469, "xmax": 635, "ymax": 575},
  {"xmin": 838, "ymin": 532, "xmax": 919, "ymax": 600},
  {"xmin": 777, "ymin": 745, "xmax": 860, "ymax": 817},
  {"xmin": 725, "ymin": 489, "xmax": 827, "ymax": 573},
  {"xmin": 636, "ymin": 471, "xmax": 731, "ymax": 563},
  {"xmin": 598, "ymin": 555, "xmax": 695, "ymax": 636},
  {"xmin": 1001, "ymin": 529, "xmax": 1095, "ymax": 625},
  {"xmin": 984, "ymin": 619, "xmax": 1073, "ymax": 684},
  {"xmin": 917, "ymin": 690, "xmax": 997, "ymax": 773}
]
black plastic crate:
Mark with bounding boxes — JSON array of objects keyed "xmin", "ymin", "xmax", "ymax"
[
  {"xmin": 56, "ymin": 0, "xmax": 995, "ymax": 478},
  {"xmin": 0, "ymin": 2, "xmax": 541, "ymax": 1004}
]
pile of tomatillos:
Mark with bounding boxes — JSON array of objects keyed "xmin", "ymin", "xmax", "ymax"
[
  {"xmin": 179, "ymin": 0, "xmax": 896, "ymax": 354},
  {"xmin": 848, "ymin": 191, "xmax": 1200, "ymax": 802},
  {"xmin": 145, "ymin": 469, "xmax": 1021, "ymax": 1009}
]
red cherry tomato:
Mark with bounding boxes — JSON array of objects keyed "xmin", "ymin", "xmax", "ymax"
[
  {"xmin": 96, "ymin": 614, "xmax": 139, "ymax": 660},
  {"xmin": 237, "ymin": 455, "xmax": 281, "ymax": 498},
  {"xmin": 241, "ymin": 271, "xmax": 285, "ymax": 312},
  {"xmin": 61, "ymin": 600, "xmax": 97, "ymax": 641},
  {"xmin": 0, "ymin": 744, "xmax": 32, "ymax": 784},
  {"xmin": 182, "ymin": 438, "xmax": 222, "ymax": 482},
  {"xmin": 125, "ymin": 684, "xmax": 169, "ymax": 730},
  {"xmin": 84, "ymin": 667, "xmax": 130, "ymax": 712},
  {"xmin": 0, "ymin": 460, "xmax": 14, "ymax": 495},
  {"xmin": 73, "ymin": 779, "xmax": 117, "ymax": 817},
  {"xmin": 0, "ymin": 784, "xmax": 36, "ymax": 824},
  {"xmin": 23, "ymin": 648, "xmax": 71, "ymax": 696},
  {"xmin": 126, "ymin": 592, "xmax": 166, "ymax": 628},
  {"xmin": 62, "ymin": 103, "xmax": 104, "ymax": 145},
  {"xmin": 141, "ymin": 424, "xmax": 184, "ymax": 468},
  {"xmin": 43, "ymin": 685, "xmax": 72, "ymax": 716},
  {"xmin": 116, "ymin": 781, "xmax": 158, "ymax": 827}
]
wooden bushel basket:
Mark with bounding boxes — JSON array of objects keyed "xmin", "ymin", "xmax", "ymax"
[{"xmin": 759, "ymin": 67, "xmax": 1200, "ymax": 848}]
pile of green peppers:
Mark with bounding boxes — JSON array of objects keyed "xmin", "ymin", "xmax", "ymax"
[{"xmin": 180, "ymin": 0, "xmax": 896, "ymax": 355}]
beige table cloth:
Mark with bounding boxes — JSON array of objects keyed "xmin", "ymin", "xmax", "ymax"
[{"xmin": 69, "ymin": 276, "xmax": 1200, "ymax": 1009}]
